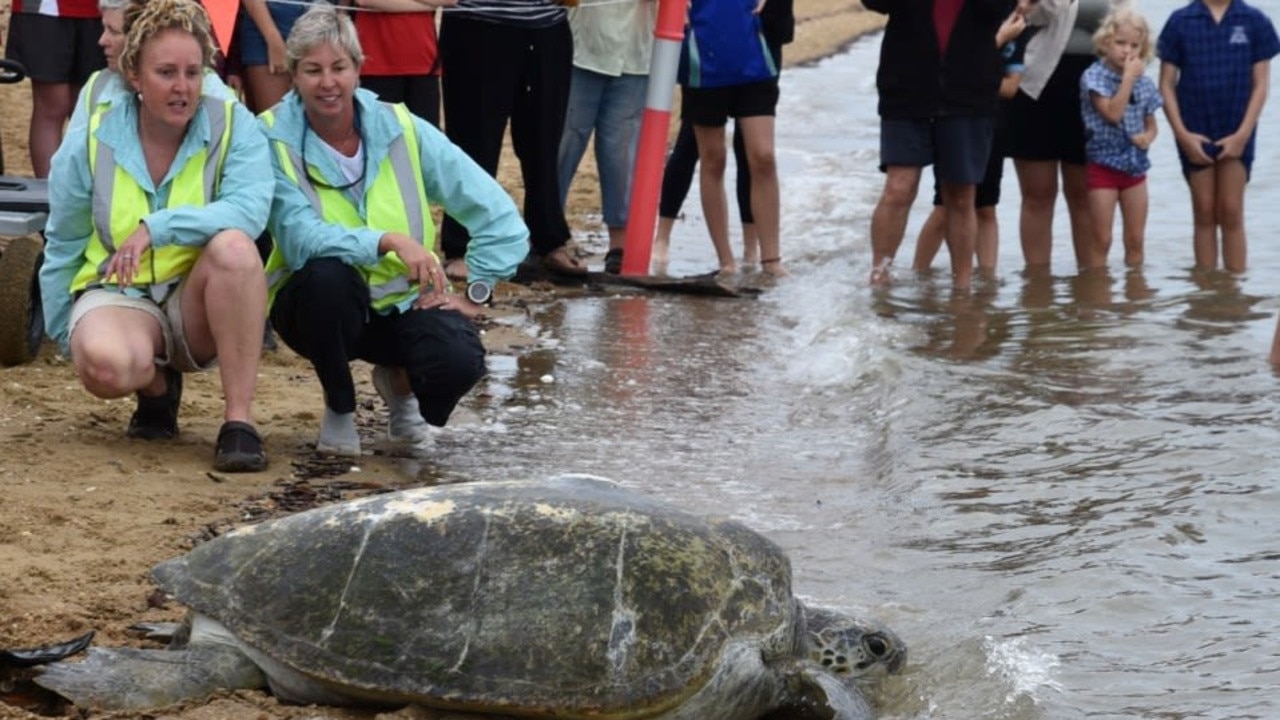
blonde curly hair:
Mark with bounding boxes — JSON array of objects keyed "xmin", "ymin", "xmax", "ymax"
[
  {"xmin": 119, "ymin": 0, "xmax": 218, "ymax": 80},
  {"xmin": 1093, "ymin": 8, "xmax": 1155, "ymax": 65}
]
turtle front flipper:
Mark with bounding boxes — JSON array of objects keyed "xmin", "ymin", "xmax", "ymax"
[
  {"xmin": 35, "ymin": 644, "xmax": 266, "ymax": 710},
  {"xmin": 773, "ymin": 670, "xmax": 875, "ymax": 720}
]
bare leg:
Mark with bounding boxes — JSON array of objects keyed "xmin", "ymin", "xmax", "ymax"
[
  {"xmin": 1270, "ymin": 312, "xmax": 1280, "ymax": 365},
  {"xmin": 178, "ymin": 230, "xmax": 267, "ymax": 424},
  {"xmin": 870, "ymin": 165, "xmax": 923, "ymax": 284},
  {"xmin": 940, "ymin": 180, "xmax": 977, "ymax": 290},
  {"xmin": 28, "ymin": 81, "xmax": 76, "ymax": 178},
  {"xmin": 1186, "ymin": 167, "xmax": 1219, "ymax": 270},
  {"xmin": 911, "ymin": 205, "xmax": 947, "ymax": 272},
  {"xmin": 1062, "ymin": 162, "xmax": 1093, "ymax": 268},
  {"xmin": 1215, "ymin": 160, "xmax": 1249, "ymax": 273},
  {"xmin": 1014, "ymin": 159, "xmax": 1059, "ymax": 269},
  {"xmin": 692, "ymin": 124, "xmax": 735, "ymax": 274},
  {"xmin": 69, "ymin": 307, "xmax": 167, "ymax": 398},
  {"xmin": 736, "ymin": 116, "xmax": 783, "ymax": 276},
  {"xmin": 652, "ymin": 215, "xmax": 674, "ymax": 275},
  {"xmin": 741, "ymin": 222, "xmax": 760, "ymax": 266},
  {"xmin": 1086, "ymin": 187, "xmax": 1119, "ymax": 269},
  {"xmin": 244, "ymin": 66, "xmax": 292, "ymax": 114},
  {"xmin": 975, "ymin": 205, "xmax": 998, "ymax": 276},
  {"xmin": 1117, "ymin": 179, "xmax": 1148, "ymax": 268}
]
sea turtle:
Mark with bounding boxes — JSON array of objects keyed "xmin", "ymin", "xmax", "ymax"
[{"xmin": 36, "ymin": 475, "xmax": 905, "ymax": 718}]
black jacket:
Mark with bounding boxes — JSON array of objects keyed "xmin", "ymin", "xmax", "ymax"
[{"xmin": 864, "ymin": 0, "xmax": 1015, "ymax": 119}]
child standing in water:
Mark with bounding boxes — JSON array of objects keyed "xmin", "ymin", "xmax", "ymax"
[
  {"xmin": 1157, "ymin": 0, "xmax": 1279, "ymax": 272},
  {"xmin": 1079, "ymin": 9, "xmax": 1162, "ymax": 268}
]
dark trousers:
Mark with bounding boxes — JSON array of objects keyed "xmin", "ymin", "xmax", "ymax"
[
  {"xmin": 438, "ymin": 14, "xmax": 572, "ymax": 258},
  {"xmin": 269, "ymin": 258, "xmax": 486, "ymax": 426},
  {"xmin": 361, "ymin": 74, "xmax": 441, "ymax": 128}
]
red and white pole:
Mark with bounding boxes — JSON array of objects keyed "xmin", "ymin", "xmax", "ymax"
[{"xmin": 620, "ymin": 0, "xmax": 687, "ymax": 276}]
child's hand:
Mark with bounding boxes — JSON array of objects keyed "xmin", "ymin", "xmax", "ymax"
[
  {"xmin": 1122, "ymin": 53, "xmax": 1146, "ymax": 82},
  {"xmin": 1130, "ymin": 132, "xmax": 1152, "ymax": 151},
  {"xmin": 996, "ymin": 10, "xmax": 1026, "ymax": 47},
  {"xmin": 1215, "ymin": 132, "xmax": 1248, "ymax": 161},
  {"xmin": 1176, "ymin": 131, "xmax": 1216, "ymax": 165}
]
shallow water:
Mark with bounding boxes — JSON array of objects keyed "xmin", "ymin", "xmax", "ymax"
[{"xmin": 410, "ymin": 4, "xmax": 1280, "ymax": 718}]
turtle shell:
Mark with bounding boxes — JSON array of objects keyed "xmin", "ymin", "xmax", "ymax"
[{"xmin": 152, "ymin": 476, "xmax": 798, "ymax": 716}]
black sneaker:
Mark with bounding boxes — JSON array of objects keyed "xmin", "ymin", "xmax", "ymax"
[
  {"xmin": 214, "ymin": 421, "xmax": 268, "ymax": 472},
  {"xmin": 127, "ymin": 367, "xmax": 182, "ymax": 440}
]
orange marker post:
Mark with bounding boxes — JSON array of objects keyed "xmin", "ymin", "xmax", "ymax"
[{"xmin": 619, "ymin": 0, "xmax": 687, "ymax": 276}]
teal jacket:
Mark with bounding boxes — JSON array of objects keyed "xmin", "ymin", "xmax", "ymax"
[
  {"xmin": 40, "ymin": 96, "xmax": 272, "ymax": 354},
  {"xmin": 260, "ymin": 88, "xmax": 529, "ymax": 302}
]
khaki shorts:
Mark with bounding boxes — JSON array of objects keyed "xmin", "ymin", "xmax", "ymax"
[{"xmin": 68, "ymin": 283, "xmax": 216, "ymax": 373}]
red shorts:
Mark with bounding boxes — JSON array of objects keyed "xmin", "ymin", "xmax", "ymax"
[{"xmin": 1087, "ymin": 162, "xmax": 1146, "ymax": 191}]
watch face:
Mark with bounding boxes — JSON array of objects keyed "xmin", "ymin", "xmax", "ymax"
[{"xmin": 467, "ymin": 281, "xmax": 493, "ymax": 305}]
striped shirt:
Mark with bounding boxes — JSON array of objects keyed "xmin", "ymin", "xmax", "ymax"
[{"xmin": 454, "ymin": 0, "xmax": 567, "ymax": 29}]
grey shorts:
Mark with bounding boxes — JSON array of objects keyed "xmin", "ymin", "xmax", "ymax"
[
  {"xmin": 879, "ymin": 116, "xmax": 995, "ymax": 185},
  {"xmin": 68, "ymin": 282, "xmax": 214, "ymax": 373}
]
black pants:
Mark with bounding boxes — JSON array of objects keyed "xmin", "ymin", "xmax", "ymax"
[
  {"xmin": 269, "ymin": 259, "xmax": 486, "ymax": 426},
  {"xmin": 361, "ymin": 74, "xmax": 441, "ymax": 128},
  {"xmin": 438, "ymin": 14, "xmax": 572, "ymax": 258}
]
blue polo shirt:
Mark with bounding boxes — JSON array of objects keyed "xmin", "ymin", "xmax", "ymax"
[
  {"xmin": 1157, "ymin": 0, "xmax": 1280, "ymax": 144},
  {"xmin": 1080, "ymin": 61, "xmax": 1163, "ymax": 175}
]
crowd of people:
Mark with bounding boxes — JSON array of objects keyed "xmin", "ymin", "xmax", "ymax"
[
  {"xmin": 5, "ymin": 0, "xmax": 1280, "ymax": 473},
  {"xmin": 867, "ymin": 0, "xmax": 1278, "ymax": 290}
]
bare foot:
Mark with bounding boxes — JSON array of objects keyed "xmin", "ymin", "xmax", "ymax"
[
  {"xmin": 870, "ymin": 259, "xmax": 892, "ymax": 286},
  {"xmin": 761, "ymin": 258, "xmax": 787, "ymax": 277}
]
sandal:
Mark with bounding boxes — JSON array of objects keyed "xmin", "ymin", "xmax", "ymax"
[
  {"xmin": 540, "ymin": 245, "xmax": 588, "ymax": 277},
  {"xmin": 603, "ymin": 248, "xmax": 624, "ymax": 275},
  {"xmin": 214, "ymin": 421, "xmax": 268, "ymax": 473}
]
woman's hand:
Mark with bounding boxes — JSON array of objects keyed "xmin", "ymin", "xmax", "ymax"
[
  {"xmin": 380, "ymin": 232, "xmax": 447, "ymax": 308},
  {"xmin": 266, "ymin": 36, "xmax": 288, "ymax": 75},
  {"xmin": 108, "ymin": 222, "xmax": 154, "ymax": 287}
]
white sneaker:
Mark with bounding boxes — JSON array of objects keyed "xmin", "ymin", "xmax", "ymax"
[
  {"xmin": 372, "ymin": 366, "xmax": 430, "ymax": 443},
  {"xmin": 316, "ymin": 408, "xmax": 361, "ymax": 457}
]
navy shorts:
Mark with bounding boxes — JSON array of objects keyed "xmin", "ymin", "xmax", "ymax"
[
  {"xmin": 681, "ymin": 79, "xmax": 779, "ymax": 127},
  {"xmin": 237, "ymin": 1, "xmax": 308, "ymax": 67},
  {"xmin": 880, "ymin": 116, "xmax": 994, "ymax": 185},
  {"xmin": 4, "ymin": 14, "xmax": 105, "ymax": 85},
  {"xmin": 932, "ymin": 129, "xmax": 1005, "ymax": 208}
]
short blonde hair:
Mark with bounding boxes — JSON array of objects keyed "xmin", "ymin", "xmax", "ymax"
[
  {"xmin": 1093, "ymin": 8, "xmax": 1154, "ymax": 64},
  {"xmin": 286, "ymin": 4, "xmax": 365, "ymax": 74},
  {"xmin": 119, "ymin": 0, "xmax": 217, "ymax": 79}
]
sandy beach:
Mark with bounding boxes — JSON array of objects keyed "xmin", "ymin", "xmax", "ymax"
[{"xmin": 0, "ymin": 3, "xmax": 885, "ymax": 718}]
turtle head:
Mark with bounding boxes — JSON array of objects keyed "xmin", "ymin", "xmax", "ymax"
[{"xmin": 800, "ymin": 605, "xmax": 907, "ymax": 678}]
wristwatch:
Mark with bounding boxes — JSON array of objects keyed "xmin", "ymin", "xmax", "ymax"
[{"xmin": 466, "ymin": 280, "xmax": 493, "ymax": 305}]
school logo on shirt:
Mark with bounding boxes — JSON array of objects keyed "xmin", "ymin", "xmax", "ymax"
[{"xmin": 1229, "ymin": 25, "xmax": 1249, "ymax": 45}]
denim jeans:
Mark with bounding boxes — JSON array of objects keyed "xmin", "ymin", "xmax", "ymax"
[{"xmin": 557, "ymin": 67, "xmax": 648, "ymax": 229}]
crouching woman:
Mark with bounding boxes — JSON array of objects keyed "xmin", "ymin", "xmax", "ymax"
[
  {"xmin": 261, "ymin": 5, "xmax": 528, "ymax": 456},
  {"xmin": 40, "ymin": 0, "xmax": 273, "ymax": 472}
]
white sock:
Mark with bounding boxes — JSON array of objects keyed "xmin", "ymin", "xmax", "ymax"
[{"xmin": 317, "ymin": 409, "xmax": 360, "ymax": 457}]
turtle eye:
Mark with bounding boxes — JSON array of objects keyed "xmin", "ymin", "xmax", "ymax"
[{"xmin": 865, "ymin": 633, "xmax": 890, "ymax": 658}]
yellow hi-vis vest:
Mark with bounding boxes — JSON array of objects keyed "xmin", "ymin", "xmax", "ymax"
[
  {"xmin": 262, "ymin": 102, "xmax": 435, "ymax": 311},
  {"xmin": 69, "ymin": 97, "xmax": 234, "ymax": 297}
]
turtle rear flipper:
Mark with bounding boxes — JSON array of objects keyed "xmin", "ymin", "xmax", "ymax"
[{"xmin": 35, "ymin": 644, "xmax": 266, "ymax": 710}]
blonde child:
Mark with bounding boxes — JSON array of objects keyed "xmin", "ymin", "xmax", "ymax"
[
  {"xmin": 1079, "ymin": 9, "xmax": 1162, "ymax": 268},
  {"xmin": 1158, "ymin": 0, "xmax": 1279, "ymax": 273}
]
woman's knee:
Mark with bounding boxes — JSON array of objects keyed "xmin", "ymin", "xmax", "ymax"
[{"xmin": 202, "ymin": 230, "xmax": 264, "ymax": 275}]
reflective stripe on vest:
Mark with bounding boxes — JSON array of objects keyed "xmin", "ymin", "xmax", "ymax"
[
  {"xmin": 70, "ymin": 97, "xmax": 234, "ymax": 295},
  {"xmin": 262, "ymin": 102, "xmax": 435, "ymax": 311}
]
